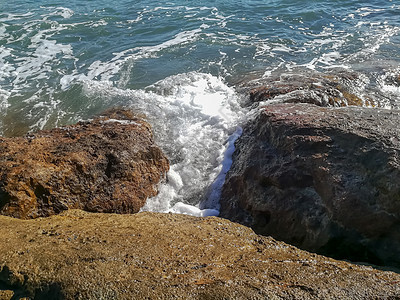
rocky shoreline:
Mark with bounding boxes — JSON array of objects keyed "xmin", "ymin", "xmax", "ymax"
[
  {"xmin": 220, "ymin": 103, "xmax": 400, "ymax": 268},
  {"xmin": 1, "ymin": 210, "xmax": 400, "ymax": 299},
  {"xmin": 0, "ymin": 109, "xmax": 169, "ymax": 219},
  {"xmin": 1, "ymin": 70, "xmax": 400, "ymax": 298}
]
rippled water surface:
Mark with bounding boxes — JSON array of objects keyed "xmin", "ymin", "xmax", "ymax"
[{"xmin": 1, "ymin": 0, "xmax": 399, "ymax": 213}]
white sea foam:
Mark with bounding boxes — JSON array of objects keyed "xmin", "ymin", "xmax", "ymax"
[
  {"xmin": 356, "ymin": 7, "xmax": 385, "ymax": 18},
  {"xmin": 381, "ymin": 82, "xmax": 400, "ymax": 94},
  {"xmin": 68, "ymin": 27, "xmax": 203, "ymax": 85},
  {"xmin": 13, "ymin": 39, "xmax": 73, "ymax": 90},
  {"xmin": 142, "ymin": 73, "xmax": 244, "ymax": 214},
  {"xmin": 168, "ymin": 202, "xmax": 219, "ymax": 217},
  {"xmin": 200, "ymin": 126, "xmax": 243, "ymax": 212},
  {"xmin": 41, "ymin": 7, "xmax": 74, "ymax": 19},
  {"xmin": 81, "ymin": 72, "xmax": 245, "ymax": 216},
  {"xmin": 2, "ymin": 1, "xmax": 399, "ymax": 215},
  {"xmin": 272, "ymin": 45, "xmax": 292, "ymax": 53},
  {"xmin": 0, "ymin": 12, "xmax": 34, "ymax": 22},
  {"xmin": 1, "ymin": 11, "xmax": 75, "ymax": 97},
  {"xmin": 102, "ymin": 119, "xmax": 142, "ymax": 125},
  {"xmin": 57, "ymin": 7, "xmax": 74, "ymax": 19},
  {"xmin": 81, "ymin": 72, "xmax": 246, "ymax": 216},
  {"xmin": 0, "ymin": 89, "xmax": 11, "ymax": 109},
  {"xmin": 345, "ymin": 23, "xmax": 400, "ymax": 64},
  {"xmin": 0, "ymin": 88, "xmax": 10, "ymax": 136},
  {"xmin": 377, "ymin": 68, "xmax": 400, "ymax": 107},
  {"xmin": 91, "ymin": 19, "xmax": 108, "ymax": 28},
  {"xmin": 0, "ymin": 25, "xmax": 8, "ymax": 38},
  {"xmin": 0, "ymin": 47, "xmax": 14, "ymax": 82}
]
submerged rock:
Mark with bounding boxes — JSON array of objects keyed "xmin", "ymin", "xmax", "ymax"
[
  {"xmin": 220, "ymin": 103, "xmax": 400, "ymax": 267},
  {"xmin": 0, "ymin": 109, "xmax": 169, "ymax": 219},
  {"xmin": 0, "ymin": 210, "xmax": 399, "ymax": 299}
]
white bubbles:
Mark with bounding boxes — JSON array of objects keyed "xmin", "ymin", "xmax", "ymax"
[
  {"xmin": 0, "ymin": 89, "xmax": 11, "ymax": 133},
  {"xmin": 41, "ymin": 7, "xmax": 74, "ymax": 19},
  {"xmin": 200, "ymin": 126, "xmax": 242, "ymax": 211},
  {"xmin": 376, "ymin": 68, "xmax": 400, "ymax": 108},
  {"xmin": 0, "ymin": 6, "xmax": 76, "ymax": 131},
  {"xmin": 168, "ymin": 202, "xmax": 219, "ymax": 217},
  {"xmin": 0, "ymin": 12, "xmax": 34, "ymax": 22},
  {"xmin": 13, "ymin": 40, "xmax": 73, "ymax": 89},
  {"xmin": 57, "ymin": 7, "xmax": 74, "ymax": 19},
  {"xmin": 0, "ymin": 24, "xmax": 8, "ymax": 39},
  {"xmin": 167, "ymin": 168, "xmax": 184, "ymax": 191},
  {"xmin": 62, "ymin": 27, "xmax": 203, "ymax": 85},
  {"xmin": 83, "ymin": 72, "xmax": 246, "ymax": 215},
  {"xmin": 1, "ymin": 0, "xmax": 399, "ymax": 216},
  {"xmin": 0, "ymin": 47, "xmax": 13, "ymax": 82},
  {"xmin": 356, "ymin": 7, "xmax": 385, "ymax": 18}
]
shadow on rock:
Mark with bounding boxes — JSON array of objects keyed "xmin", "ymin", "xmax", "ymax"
[{"xmin": 220, "ymin": 102, "xmax": 400, "ymax": 268}]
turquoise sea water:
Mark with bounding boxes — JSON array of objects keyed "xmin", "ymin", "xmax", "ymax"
[{"xmin": 1, "ymin": 0, "xmax": 400, "ymax": 212}]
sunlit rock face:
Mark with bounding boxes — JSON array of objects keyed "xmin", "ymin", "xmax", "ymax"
[
  {"xmin": 0, "ymin": 109, "xmax": 169, "ymax": 219},
  {"xmin": 0, "ymin": 210, "xmax": 399, "ymax": 299},
  {"xmin": 220, "ymin": 102, "xmax": 400, "ymax": 268}
]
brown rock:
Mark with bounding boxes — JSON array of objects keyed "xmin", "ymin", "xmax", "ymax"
[
  {"xmin": 239, "ymin": 71, "xmax": 376, "ymax": 107},
  {"xmin": 0, "ymin": 290, "xmax": 14, "ymax": 300},
  {"xmin": 0, "ymin": 210, "xmax": 399, "ymax": 299},
  {"xmin": 220, "ymin": 103, "xmax": 400, "ymax": 267},
  {"xmin": 0, "ymin": 109, "xmax": 169, "ymax": 219}
]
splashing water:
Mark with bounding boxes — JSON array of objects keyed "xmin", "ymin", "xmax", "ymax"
[{"xmin": 0, "ymin": 0, "xmax": 400, "ymax": 214}]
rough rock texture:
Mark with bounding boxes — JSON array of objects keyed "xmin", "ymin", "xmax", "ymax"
[
  {"xmin": 238, "ymin": 71, "xmax": 376, "ymax": 107},
  {"xmin": 220, "ymin": 103, "xmax": 400, "ymax": 267},
  {"xmin": 0, "ymin": 210, "xmax": 399, "ymax": 299},
  {"xmin": 0, "ymin": 109, "xmax": 169, "ymax": 219}
]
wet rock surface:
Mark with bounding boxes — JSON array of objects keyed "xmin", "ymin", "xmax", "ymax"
[
  {"xmin": 238, "ymin": 71, "xmax": 376, "ymax": 108},
  {"xmin": 0, "ymin": 210, "xmax": 399, "ymax": 299},
  {"xmin": 220, "ymin": 103, "xmax": 400, "ymax": 268},
  {"xmin": 0, "ymin": 109, "xmax": 169, "ymax": 219}
]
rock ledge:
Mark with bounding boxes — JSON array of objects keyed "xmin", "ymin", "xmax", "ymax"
[{"xmin": 0, "ymin": 210, "xmax": 399, "ymax": 299}]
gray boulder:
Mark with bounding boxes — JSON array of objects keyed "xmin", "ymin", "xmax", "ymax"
[{"xmin": 220, "ymin": 103, "xmax": 400, "ymax": 267}]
